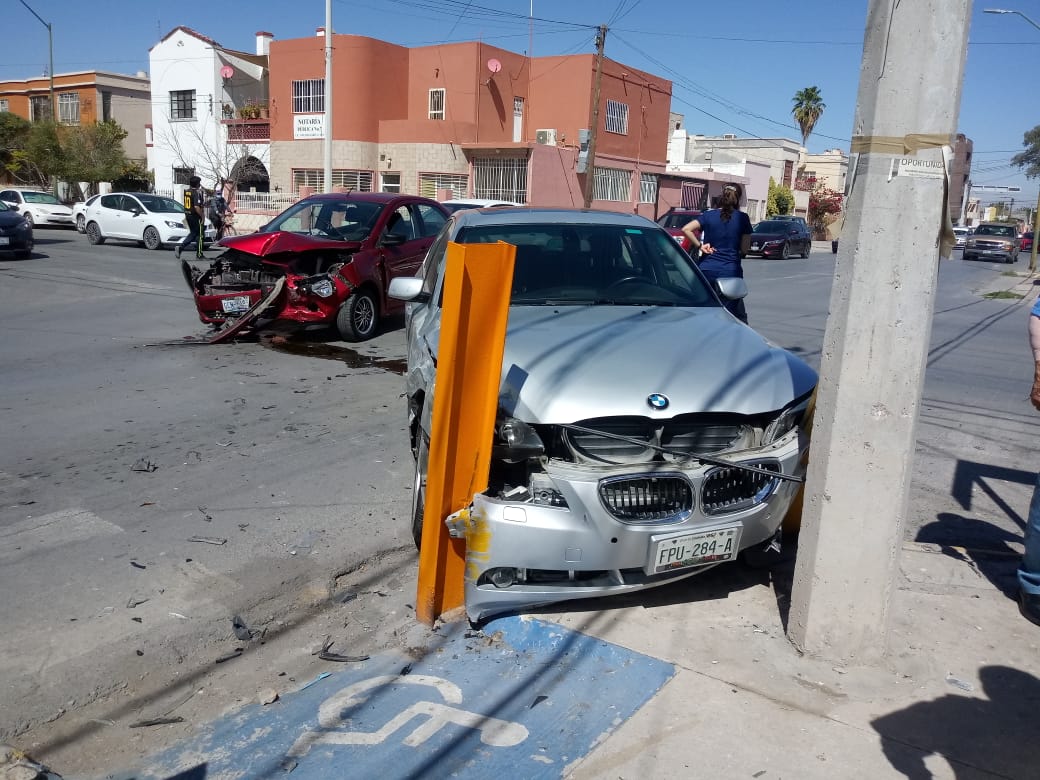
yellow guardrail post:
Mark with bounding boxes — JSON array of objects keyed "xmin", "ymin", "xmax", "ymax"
[{"xmin": 416, "ymin": 241, "xmax": 515, "ymax": 626}]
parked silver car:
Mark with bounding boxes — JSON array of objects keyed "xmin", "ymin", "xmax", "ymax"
[{"xmin": 390, "ymin": 208, "xmax": 817, "ymax": 622}]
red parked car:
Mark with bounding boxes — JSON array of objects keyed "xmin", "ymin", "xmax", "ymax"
[
  {"xmin": 656, "ymin": 208, "xmax": 702, "ymax": 253},
  {"xmin": 1021, "ymin": 231, "xmax": 1034, "ymax": 254},
  {"xmin": 181, "ymin": 192, "xmax": 449, "ymax": 343}
]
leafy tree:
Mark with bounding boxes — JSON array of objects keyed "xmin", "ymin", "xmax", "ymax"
[
  {"xmin": 792, "ymin": 86, "xmax": 826, "ymax": 147},
  {"xmin": 0, "ymin": 112, "xmax": 32, "ymax": 182},
  {"xmin": 20, "ymin": 120, "xmax": 64, "ymax": 188},
  {"xmin": 766, "ymin": 177, "xmax": 795, "ymax": 216},
  {"xmin": 807, "ymin": 182, "xmax": 843, "ymax": 238},
  {"xmin": 58, "ymin": 121, "xmax": 131, "ymax": 194},
  {"xmin": 1012, "ymin": 125, "xmax": 1040, "ymax": 179},
  {"xmin": 111, "ymin": 161, "xmax": 153, "ymax": 193}
]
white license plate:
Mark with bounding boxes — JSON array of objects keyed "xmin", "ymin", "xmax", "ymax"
[
  {"xmin": 0, "ymin": 237, "xmax": 8, "ymax": 245},
  {"xmin": 221, "ymin": 296, "xmax": 252, "ymax": 314},
  {"xmin": 751, "ymin": 243, "xmax": 760, "ymax": 250},
  {"xmin": 647, "ymin": 525, "xmax": 741, "ymax": 575}
]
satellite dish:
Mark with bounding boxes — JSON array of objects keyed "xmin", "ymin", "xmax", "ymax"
[
  {"xmin": 220, "ymin": 65, "xmax": 234, "ymax": 79},
  {"xmin": 487, "ymin": 58, "xmax": 502, "ymax": 74}
]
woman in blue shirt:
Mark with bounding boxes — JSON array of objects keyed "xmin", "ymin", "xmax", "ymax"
[{"xmin": 681, "ymin": 183, "xmax": 753, "ymax": 323}]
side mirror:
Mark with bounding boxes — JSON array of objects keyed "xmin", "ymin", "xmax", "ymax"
[
  {"xmin": 130, "ymin": 207, "xmax": 143, "ymax": 216},
  {"xmin": 716, "ymin": 277, "xmax": 749, "ymax": 301},
  {"xmin": 388, "ymin": 276, "xmax": 429, "ymax": 302}
]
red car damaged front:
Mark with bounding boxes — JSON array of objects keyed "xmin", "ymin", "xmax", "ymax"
[{"xmin": 180, "ymin": 192, "xmax": 450, "ymax": 342}]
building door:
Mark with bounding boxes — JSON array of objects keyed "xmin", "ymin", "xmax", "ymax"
[{"xmin": 513, "ymin": 97, "xmax": 524, "ymax": 143}]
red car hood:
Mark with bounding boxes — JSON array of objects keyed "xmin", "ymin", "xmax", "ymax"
[{"xmin": 219, "ymin": 231, "xmax": 363, "ymax": 257}]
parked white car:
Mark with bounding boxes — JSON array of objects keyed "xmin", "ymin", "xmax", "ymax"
[
  {"xmin": 440, "ymin": 198, "xmax": 521, "ymax": 213},
  {"xmin": 83, "ymin": 192, "xmax": 216, "ymax": 250},
  {"xmin": 0, "ymin": 188, "xmax": 74, "ymax": 228},
  {"xmin": 72, "ymin": 194, "xmax": 101, "ymax": 233}
]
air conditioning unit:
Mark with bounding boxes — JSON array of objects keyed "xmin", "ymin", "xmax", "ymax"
[
  {"xmin": 722, "ymin": 133, "xmax": 737, "ymax": 139},
  {"xmin": 535, "ymin": 128, "xmax": 558, "ymax": 146}
]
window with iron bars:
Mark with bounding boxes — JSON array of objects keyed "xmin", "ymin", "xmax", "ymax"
[
  {"xmin": 173, "ymin": 167, "xmax": 195, "ymax": 185},
  {"xmin": 58, "ymin": 93, "xmax": 80, "ymax": 125},
  {"xmin": 605, "ymin": 100, "xmax": 629, "ymax": 135},
  {"xmin": 639, "ymin": 172, "xmax": 658, "ymax": 204},
  {"xmin": 170, "ymin": 90, "xmax": 195, "ymax": 120},
  {"xmin": 292, "ymin": 168, "xmax": 373, "ymax": 193},
  {"xmin": 292, "ymin": 79, "xmax": 325, "ymax": 114},
  {"xmin": 30, "ymin": 95, "xmax": 52, "ymax": 122},
  {"xmin": 419, "ymin": 173, "xmax": 467, "ymax": 200},
  {"xmin": 429, "ymin": 88, "xmax": 445, "ymax": 120},
  {"xmin": 593, "ymin": 167, "xmax": 631, "ymax": 202},
  {"xmin": 471, "ymin": 157, "xmax": 527, "ymax": 203}
]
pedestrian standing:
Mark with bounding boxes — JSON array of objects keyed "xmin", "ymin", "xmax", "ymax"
[
  {"xmin": 176, "ymin": 175, "xmax": 206, "ymax": 259},
  {"xmin": 681, "ymin": 183, "xmax": 753, "ymax": 323},
  {"xmin": 208, "ymin": 181, "xmax": 230, "ymax": 241},
  {"xmin": 1018, "ymin": 298, "xmax": 1040, "ymax": 626}
]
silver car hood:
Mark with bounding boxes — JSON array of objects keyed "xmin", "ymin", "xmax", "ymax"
[{"xmin": 493, "ymin": 305, "xmax": 815, "ymax": 423}]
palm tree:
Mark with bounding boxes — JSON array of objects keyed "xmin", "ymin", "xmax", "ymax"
[{"xmin": 792, "ymin": 86, "xmax": 826, "ymax": 148}]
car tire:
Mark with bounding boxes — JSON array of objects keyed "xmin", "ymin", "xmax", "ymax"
[
  {"xmin": 801, "ymin": 241, "xmax": 810, "ymax": 259},
  {"xmin": 964, "ymin": 253, "xmax": 974, "ymax": 262},
  {"xmin": 411, "ymin": 433, "xmax": 429, "ymax": 551},
  {"xmin": 781, "ymin": 242, "xmax": 791, "ymax": 260},
  {"xmin": 15, "ymin": 238, "xmax": 33, "ymax": 260},
  {"xmin": 75, "ymin": 214, "xmax": 85, "ymax": 233},
  {"xmin": 143, "ymin": 226, "xmax": 162, "ymax": 250},
  {"xmin": 336, "ymin": 289, "xmax": 379, "ymax": 342},
  {"xmin": 23, "ymin": 211, "xmax": 34, "ymax": 229},
  {"xmin": 85, "ymin": 222, "xmax": 105, "ymax": 245}
]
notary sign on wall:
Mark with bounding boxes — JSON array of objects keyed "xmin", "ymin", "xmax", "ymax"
[
  {"xmin": 294, "ymin": 114, "xmax": 325, "ymax": 139},
  {"xmin": 896, "ymin": 157, "xmax": 945, "ymax": 179}
]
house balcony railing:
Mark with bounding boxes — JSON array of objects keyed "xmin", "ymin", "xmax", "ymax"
[{"xmin": 222, "ymin": 118, "xmax": 270, "ymax": 144}]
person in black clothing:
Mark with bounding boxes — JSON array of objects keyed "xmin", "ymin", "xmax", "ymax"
[{"xmin": 176, "ymin": 175, "xmax": 206, "ymax": 259}]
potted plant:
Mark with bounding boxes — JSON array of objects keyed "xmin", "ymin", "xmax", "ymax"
[
  {"xmin": 238, "ymin": 102, "xmax": 260, "ymax": 120},
  {"xmin": 258, "ymin": 102, "xmax": 269, "ymax": 119},
  {"xmin": 222, "ymin": 103, "xmax": 235, "ymax": 119}
]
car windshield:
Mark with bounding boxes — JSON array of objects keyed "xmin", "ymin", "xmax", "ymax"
[
  {"xmin": 23, "ymin": 192, "xmax": 62, "ymax": 205},
  {"xmin": 263, "ymin": 199, "xmax": 383, "ymax": 241},
  {"xmin": 974, "ymin": 225, "xmax": 1017, "ymax": 237},
  {"xmin": 455, "ymin": 222, "xmax": 720, "ymax": 307},
  {"xmin": 658, "ymin": 213, "xmax": 697, "ymax": 229},
  {"xmin": 754, "ymin": 221, "xmax": 790, "ymax": 233},
  {"xmin": 136, "ymin": 195, "xmax": 184, "ymax": 213}
]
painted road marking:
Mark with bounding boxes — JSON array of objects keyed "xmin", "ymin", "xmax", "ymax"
[
  {"xmin": 125, "ymin": 616, "xmax": 675, "ymax": 780},
  {"xmin": 0, "ymin": 508, "xmax": 123, "ymax": 565}
]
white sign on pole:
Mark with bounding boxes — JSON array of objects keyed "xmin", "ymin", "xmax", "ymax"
[
  {"xmin": 895, "ymin": 157, "xmax": 945, "ymax": 179},
  {"xmin": 294, "ymin": 114, "xmax": 325, "ymax": 140}
]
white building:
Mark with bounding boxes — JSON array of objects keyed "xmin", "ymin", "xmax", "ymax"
[{"xmin": 146, "ymin": 26, "xmax": 271, "ymax": 195}]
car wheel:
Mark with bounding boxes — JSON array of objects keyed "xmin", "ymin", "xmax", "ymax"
[
  {"xmin": 85, "ymin": 222, "xmax": 105, "ymax": 245},
  {"xmin": 75, "ymin": 214, "xmax": 85, "ymax": 233},
  {"xmin": 801, "ymin": 241, "xmax": 810, "ymax": 259},
  {"xmin": 336, "ymin": 289, "xmax": 379, "ymax": 341},
  {"xmin": 411, "ymin": 433, "xmax": 429, "ymax": 550},
  {"xmin": 15, "ymin": 236, "xmax": 33, "ymax": 260},
  {"xmin": 23, "ymin": 211, "xmax": 34, "ymax": 229},
  {"xmin": 143, "ymin": 226, "xmax": 162, "ymax": 250},
  {"xmin": 781, "ymin": 242, "xmax": 791, "ymax": 260}
]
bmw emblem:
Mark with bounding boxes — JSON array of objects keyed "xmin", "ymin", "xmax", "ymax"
[{"xmin": 647, "ymin": 393, "xmax": 669, "ymax": 410}]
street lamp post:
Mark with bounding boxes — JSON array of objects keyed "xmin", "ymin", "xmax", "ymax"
[
  {"xmin": 985, "ymin": 8, "xmax": 1040, "ymax": 270},
  {"xmin": 18, "ymin": 0, "xmax": 54, "ymax": 121}
]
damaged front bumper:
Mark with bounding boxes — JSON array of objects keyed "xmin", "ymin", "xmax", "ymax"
[{"xmin": 446, "ymin": 429, "xmax": 807, "ymax": 623}]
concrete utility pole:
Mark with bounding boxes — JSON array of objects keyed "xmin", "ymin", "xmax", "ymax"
[
  {"xmin": 788, "ymin": 0, "xmax": 973, "ymax": 662},
  {"xmin": 323, "ymin": 0, "xmax": 333, "ymax": 193},
  {"xmin": 581, "ymin": 25, "xmax": 607, "ymax": 209}
]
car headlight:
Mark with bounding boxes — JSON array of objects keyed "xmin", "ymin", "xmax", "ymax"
[
  {"xmin": 965, "ymin": 239, "xmax": 976, "ymax": 247},
  {"xmin": 763, "ymin": 394, "xmax": 813, "ymax": 445},
  {"xmin": 492, "ymin": 417, "xmax": 545, "ymax": 463},
  {"xmin": 166, "ymin": 220, "xmax": 185, "ymax": 229},
  {"xmin": 1002, "ymin": 241, "xmax": 1014, "ymax": 250},
  {"xmin": 764, "ymin": 240, "xmax": 782, "ymax": 247},
  {"xmin": 310, "ymin": 278, "xmax": 335, "ymax": 298}
]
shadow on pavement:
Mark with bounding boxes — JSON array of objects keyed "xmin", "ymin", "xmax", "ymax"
[
  {"xmin": 871, "ymin": 665, "xmax": 1040, "ymax": 779},
  {"xmin": 915, "ymin": 513, "xmax": 1021, "ymax": 599}
]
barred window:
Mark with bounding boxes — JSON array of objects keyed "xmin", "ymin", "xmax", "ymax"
[
  {"xmin": 605, "ymin": 100, "xmax": 628, "ymax": 135},
  {"xmin": 428, "ymin": 88, "xmax": 445, "ymax": 120},
  {"xmin": 381, "ymin": 173, "xmax": 401, "ymax": 193},
  {"xmin": 291, "ymin": 168, "xmax": 373, "ymax": 193},
  {"xmin": 170, "ymin": 90, "xmax": 195, "ymax": 120},
  {"xmin": 593, "ymin": 167, "xmax": 631, "ymax": 202},
  {"xmin": 471, "ymin": 157, "xmax": 527, "ymax": 203},
  {"xmin": 173, "ymin": 167, "xmax": 195, "ymax": 185},
  {"xmin": 30, "ymin": 95, "xmax": 52, "ymax": 122},
  {"xmin": 58, "ymin": 93, "xmax": 80, "ymax": 125},
  {"xmin": 293, "ymin": 79, "xmax": 325, "ymax": 114},
  {"xmin": 0, "ymin": 99, "xmax": 8, "ymax": 113},
  {"xmin": 638, "ymin": 173, "xmax": 658, "ymax": 204},
  {"xmin": 419, "ymin": 172, "xmax": 467, "ymax": 200}
]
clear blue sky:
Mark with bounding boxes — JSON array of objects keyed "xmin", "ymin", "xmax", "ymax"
[{"xmin": 5, "ymin": 0, "xmax": 1039, "ymax": 207}]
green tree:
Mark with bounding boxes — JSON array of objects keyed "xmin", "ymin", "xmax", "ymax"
[
  {"xmin": 1012, "ymin": 125, "xmax": 1040, "ymax": 179},
  {"xmin": 20, "ymin": 120, "xmax": 64, "ymax": 188},
  {"xmin": 767, "ymin": 177, "xmax": 795, "ymax": 216},
  {"xmin": 59, "ymin": 121, "xmax": 130, "ymax": 194},
  {"xmin": 792, "ymin": 86, "xmax": 826, "ymax": 147}
]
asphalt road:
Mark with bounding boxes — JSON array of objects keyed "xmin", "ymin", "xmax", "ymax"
[{"xmin": 1, "ymin": 231, "xmax": 1036, "ymax": 741}]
